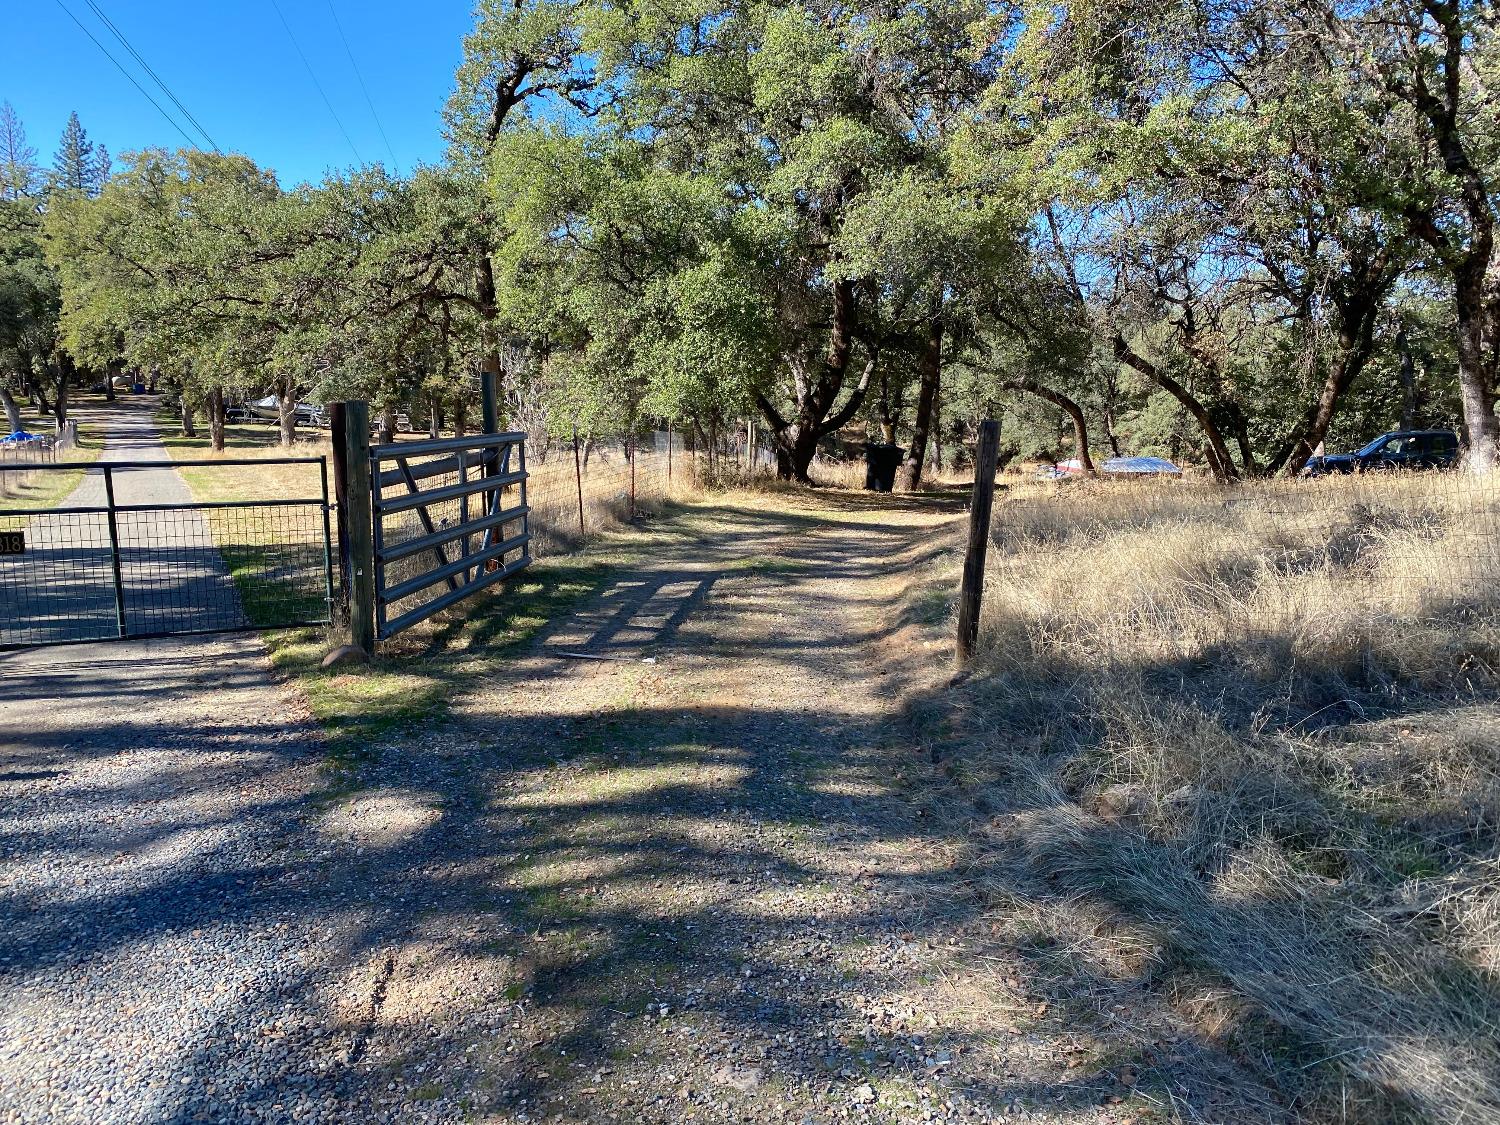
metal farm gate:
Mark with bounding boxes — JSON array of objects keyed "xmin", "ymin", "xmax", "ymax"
[
  {"xmin": 0, "ymin": 457, "xmax": 333, "ymax": 648},
  {"xmin": 365, "ymin": 431, "xmax": 532, "ymax": 640}
]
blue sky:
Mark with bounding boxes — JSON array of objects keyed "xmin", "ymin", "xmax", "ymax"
[{"xmin": 4, "ymin": 1, "xmax": 475, "ymax": 187}]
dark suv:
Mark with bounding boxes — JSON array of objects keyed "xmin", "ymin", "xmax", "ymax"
[{"xmin": 1306, "ymin": 429, "xmax": 1460, "ymax": 475}]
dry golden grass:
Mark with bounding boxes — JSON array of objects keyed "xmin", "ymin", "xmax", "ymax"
[{"xmin": 939, "ymin": 471, "xmax": 1500, "ymax": 1123}]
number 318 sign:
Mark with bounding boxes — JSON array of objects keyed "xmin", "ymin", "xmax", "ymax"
[{"xmin": 0, "ymin": 531, "xmax": 24, "ymax": 555}]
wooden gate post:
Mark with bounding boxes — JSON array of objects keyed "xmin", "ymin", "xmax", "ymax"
[
  {"xmin": 341, "ymin": 401, "xmax": 376, "ymax": 655},
  {"xmin": 956, "ymin": 418, "xmax": 1000, "ymax": 664},
  {"xmin": 480, "ymin": 370, "xmax": 500, "ymax": 436},
  {"xmin": 329, "ymin": 403, "xmax": 351, "ymax": 621}
]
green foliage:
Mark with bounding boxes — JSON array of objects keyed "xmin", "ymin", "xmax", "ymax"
[
  {"xmin": 49, "ymin": 111, "xmax": 109, "ymax": 197},
  {"xmin": 0, "ymin": 198, "xmax": 58, "ymax": 387},
  {"xmin": 29, "ymin": 0, "xmax": 1499, "ymax": 477}
]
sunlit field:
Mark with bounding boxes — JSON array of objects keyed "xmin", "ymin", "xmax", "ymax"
[{"xmin": 948, "ymin": 469, "xmax": 1500, "ymax": 1120}]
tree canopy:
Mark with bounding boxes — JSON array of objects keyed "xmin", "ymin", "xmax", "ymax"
[{"xmin": 10, "ymin": 0, "xmax": 1496, "ymax": 473}]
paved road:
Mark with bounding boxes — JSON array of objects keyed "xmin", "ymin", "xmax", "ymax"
[{"xmin": 0, "ymin": 403, "xmax": 249, "ymax": 645}]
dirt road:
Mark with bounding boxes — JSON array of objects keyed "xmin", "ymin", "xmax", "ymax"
[{"xmin": 1, "ymin": 490, "xmax": 1268, "ymax": 1123}]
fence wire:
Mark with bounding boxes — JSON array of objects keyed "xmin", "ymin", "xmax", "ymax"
[
  {"xmin": 988, "ymin": 469, "xmax": 1500, "ymax": 624},
  {"xmin": 0, "ymin": 435, "xmax": 62, "ymax": 500},
  {"xmin": 523, "ymin": 429, "xmax": 687, "ymax": 557}
]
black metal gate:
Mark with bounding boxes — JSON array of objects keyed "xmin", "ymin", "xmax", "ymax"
[
  {"xmin": 0, "ymin": 457, "xmax": 333, "ymax": 648},
  {"xmin": 369, "ymin": 432, "xmax": 531, "ymax": 640}
]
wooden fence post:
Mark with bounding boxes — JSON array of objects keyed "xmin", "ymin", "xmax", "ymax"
[
  {"xmin": 341, "ymin": 401, "xmax": 376, "ymax": 655},
  {"xmin": 956, "ymin": 418, "xmax": 1000, "ymax": 664}
]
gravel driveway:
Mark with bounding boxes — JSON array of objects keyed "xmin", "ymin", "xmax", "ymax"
[
  {"xmin": 1, "ymin": 487, "xmax": 1276, "ymax": 1124},
  {"xmin": 0, "ymin": 631, "xmax": 328, "ymax": 1124}
]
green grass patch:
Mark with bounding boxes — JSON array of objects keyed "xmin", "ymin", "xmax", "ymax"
[
  {"xmin": 218, "ymin": 542, "xmax": 330, "ymax": 628},
  {"xmin": 725, "ymin": 553, "xmax": 805, "ymax": 575},
  {"xmin": 262, "ymin": 551, "xmax": 632, "ymax": 764}
]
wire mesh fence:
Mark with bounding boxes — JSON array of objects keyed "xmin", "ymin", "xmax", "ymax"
[
  {"xmin": 982, "ymin": 469, "xmax": 1500, "ymax": 661},
  {"xmin": 523, "ymin": 429, "xmax": 689, "ymax": 557},
  {"xmin": 1226, "ymin": 472, "xmax": 1500, "ymax": 608},
  {"xmin": 0, "ymin": 460, "xmax": 332, "ymax": 647},
  {"xmin": 0, "ymin": 434, "xmax": 63, "ymax": 499}
]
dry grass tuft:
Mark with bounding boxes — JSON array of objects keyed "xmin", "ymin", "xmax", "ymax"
[{"xmin": 942, "ymin": 471, "xmax": 1500, "ymax": 1123}]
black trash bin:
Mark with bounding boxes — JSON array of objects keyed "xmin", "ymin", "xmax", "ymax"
[{"xmin": 864, "ymin": 443, "xmax": 905, "ymax": 492}]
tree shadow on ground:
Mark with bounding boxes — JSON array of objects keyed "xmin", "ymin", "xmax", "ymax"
[{"xmin": 3, "ymin": 493, "xmax": 1307, "ymax": 1124}]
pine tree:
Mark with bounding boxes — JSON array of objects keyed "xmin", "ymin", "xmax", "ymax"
[
  {"xmin": 50, "ymin": 111, "xmax": 97, "ymax": 195},
  {"xmin": 0, "ymin": 102, "xmax": 38, "ymax": 200},
  {"xmin": 92, "ymin": 143, "xmax": 112, "ymax": 190}
]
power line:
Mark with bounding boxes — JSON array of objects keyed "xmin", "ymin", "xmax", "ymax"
[
  {"xmin": 325, "ymin": 0, "xmax": 398, "ymax": 169},
  {"xmin": 51, "ymin": 0, "xmax": 200, "ymax": 151},
  {"xmin": 81, "ymin": 0, "xmax": 220, "ymax": 152},
  {"xmin": 267, "ymin": 0, "xmax": 363, "ymax": 166}
]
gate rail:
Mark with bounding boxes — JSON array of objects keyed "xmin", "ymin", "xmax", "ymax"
[{"xmin": 368, "ymin": 431, "xmax": 532, "ymax": 640}]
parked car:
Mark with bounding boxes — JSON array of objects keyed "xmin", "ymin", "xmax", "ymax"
[
  {"xmin": 224, "ymin": 404, "xmax": 251, "ymax": 424},
  {"xmin": 1304, "ymin": 429, "xmax": 1460, "ymax": 476},
  {"xmin": 366, "ymin": 413, "xmax": 415, "ymax": 437}
]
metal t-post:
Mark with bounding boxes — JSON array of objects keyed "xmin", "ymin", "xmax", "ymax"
[
  {"xmin": 572, "ymin": 426, "xmax": 585, "ymax": 536},
  {"xmin": 102, "ymin": 465, "xmax": 127, "ymax": 639}
]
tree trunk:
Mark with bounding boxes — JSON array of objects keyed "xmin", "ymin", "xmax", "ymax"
[
  {"xmin": 277, "ymin": 386, "xmax": 297, "ymax": 448},
  {"xmin": 1226, "ymin": 404, "xmax": 1258, "ymax": 476},
  {"xmin": 454, "ymin": 400, "xmax": 468, "ymax": 438},
  {"xmin": 1103, "ymin": 405, "xmax": 1122, "ymax": 457},
  {"xmin": 1113, "ymin": 334, "xmax": 1237, "ymax": 481},
  {"xmin": 756, "ymin": 278, "xmax": 875, "ymax": 483},
  {"xmin": 52, "ymin": 354, "xmax": 71, "ymax": 426},
  {"xmin": 475, "ymin": 255, "xmax": 507, "ymax": 426},
  {"xmin": 1397, "ymin": 325, "xmax": 1417, "ymax": 431},
  {"xmin": 180, "ymin": 399, "xmax": 197, "ymax": 438},
  {"xmin": 1397, "ymin": 9, "xmax": 1497, "ymax": 471},
  {"xmin": 1455, "ymin": 268, "xmax": 1499, "ymax": 471},
  {"xmin": 26, "ymin": 374, "xmax": 53, "ymax": 419},
  {"xmin": 103, "ymin": 363, "xmax": 116, "ymax": 402},
  {"xmin": 931, "ymin": 394, "xmax": 942, "ymax": 473},
  {"xmin": 898, "ymin": 318, "xmax": 943, "ymax": 491},
  {"xmin": 1002, "ymin": 377, "xmax": 1097, "ymax": 476},
  {"xmin": 0, "ymin": 386, "xmax": 22, "ymax": 432},
  {"xmin": 1272, "ymin": 280, "xmax": 1390, "ymax": 477},
  {"xmin": 208, "ymin": 387, "xmax": 226, "ymax": 452},
  {"xmin": 378, "ymin": 406, "xmax": 395, "ymax": 446},
  {"xmin": 429, "ymin": 405, "xmax": 441, "ymax": 439}
]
